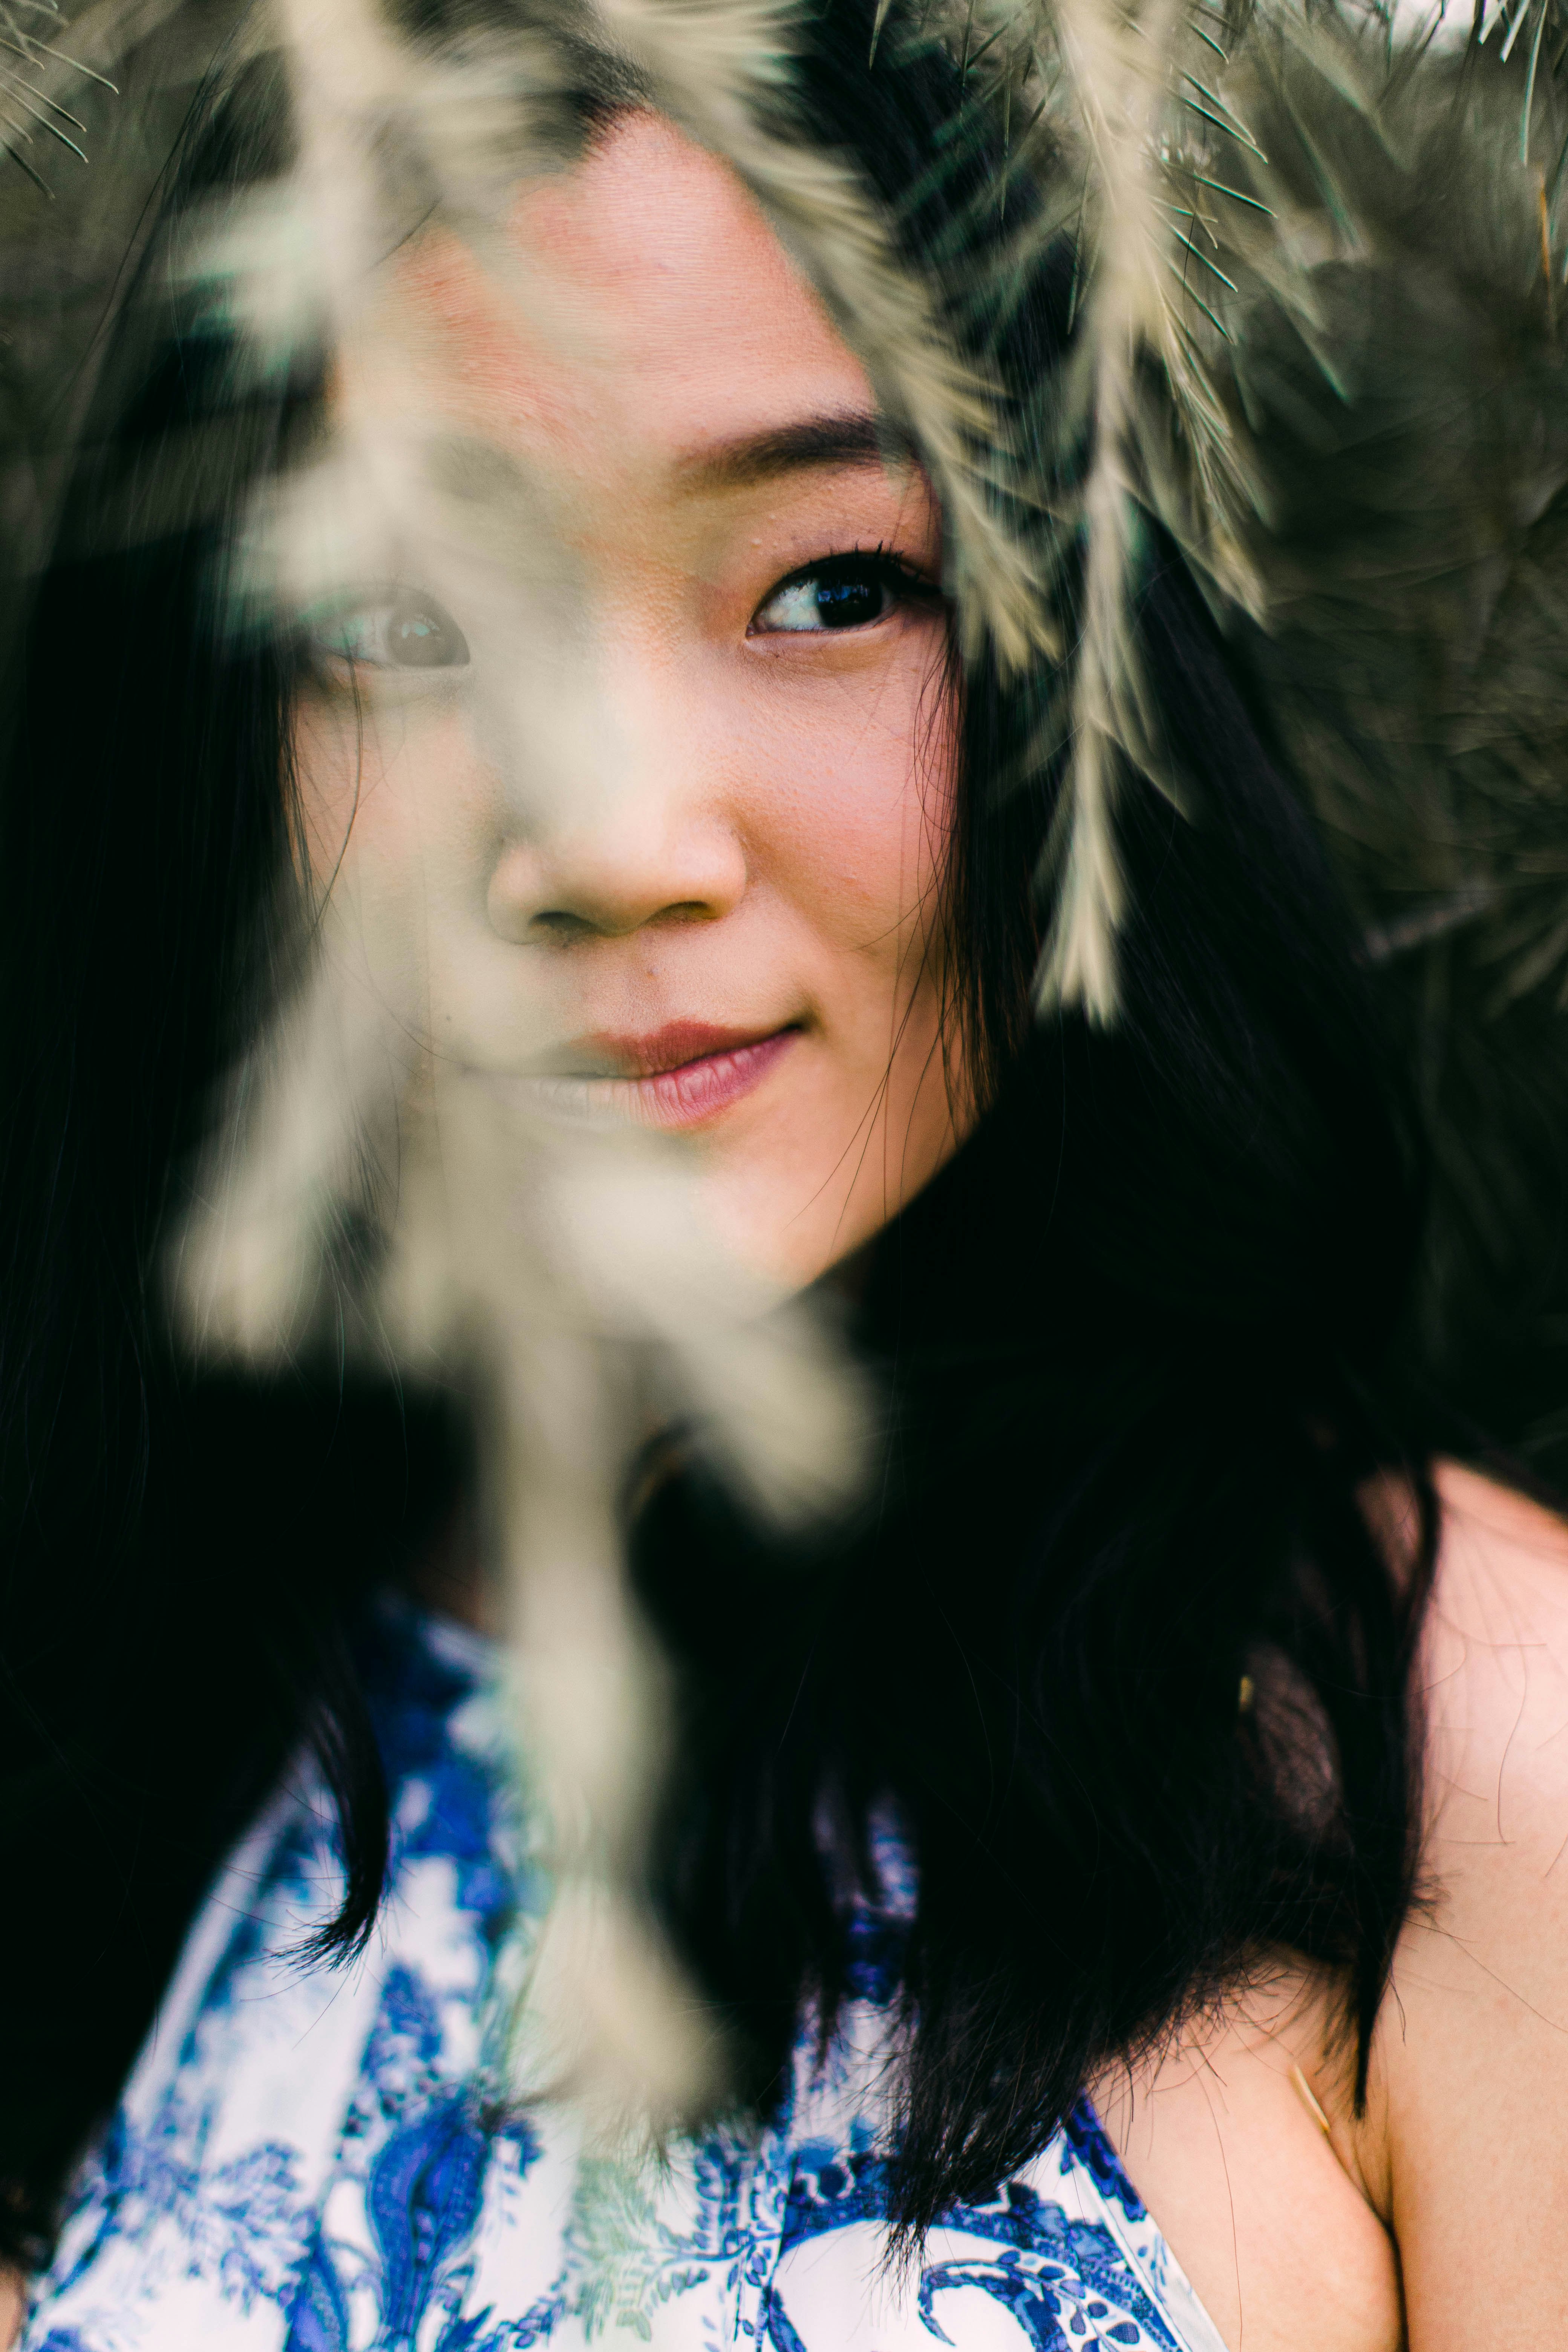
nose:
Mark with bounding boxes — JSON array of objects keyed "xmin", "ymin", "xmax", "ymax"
[
  {"xmin": 488, "ymin": 805, "xmax": 747, "ymax": 943},
  {"xmin": 485, "ymin": 660, "xmax": 749, "ymax": 945}
]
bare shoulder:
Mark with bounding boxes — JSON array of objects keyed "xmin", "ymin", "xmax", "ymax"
[
  {"xmin": 1099, "ymin": 1464, "xmax": 1568, "ymax": 2352},
  {"xmin": 1424, "ymin": 1456, "xmax": 1568, "ymax": 1664},
  {"xmin": 0, "ymin": 2267, "xmax": 22, "ymax": 2350},
  {"xmin": 1095, "ymin": 1975, "xmax": 1403, "ymax": 2352},
  {"xmin": 1372, "ymin": 1459, "xmax": 1568, "ymax": 2346},
  {"xmin": 1405, "ymin": 1461, "xmax": 1568, "ymax": 1944}
]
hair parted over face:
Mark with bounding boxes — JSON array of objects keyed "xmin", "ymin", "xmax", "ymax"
[{"xmin": 292, "ymin": 110, "xmax": 966, "ymax": 1288}]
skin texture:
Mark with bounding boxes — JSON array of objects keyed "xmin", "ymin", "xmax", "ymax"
[
  {"xmin": 293, "ymin": 112, "xmax": 961, "ymax": 1289},
  {"xmin": 1097, "ymin": 1462, "xmax": 1568, "ymax": 2351}
]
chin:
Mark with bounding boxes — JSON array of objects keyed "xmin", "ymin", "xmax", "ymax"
[
  {"xmin": 695, "ymin": 1060, "xmax": 962, "ymax": 1289},
  {"xmin": 697, "ymin": 1170, "xmax": 853, "ymax": 1293},
  {"xmin": 698, "ymin": 1161, "xmax": 905, "ymax": 1292}
]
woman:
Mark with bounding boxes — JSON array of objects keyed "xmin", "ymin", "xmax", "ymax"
[{"xmin": 4, "ymin": 3, "xmax": 1568, "ymax": 2346}]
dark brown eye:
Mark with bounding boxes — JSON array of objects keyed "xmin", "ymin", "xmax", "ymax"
[{"xmin": 750, "ymin": 553, "xmax": 934, "ymax": 636}]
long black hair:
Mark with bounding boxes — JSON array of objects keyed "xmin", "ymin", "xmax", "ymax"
[{"xmin": 0, "ymin": 0, "xmax": 1432, "ymax": 2265}]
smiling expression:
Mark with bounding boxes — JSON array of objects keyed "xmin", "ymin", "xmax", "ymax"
[{"xmin": 292, "ymin": 111, "xmax": 968, "ymax": 1286}]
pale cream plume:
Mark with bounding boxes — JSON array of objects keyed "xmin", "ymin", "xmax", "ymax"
[
  {"xmin": 1035, "ymin": 0, "xmax": 1183, "ymax": 1019},
  {"xmin": 1011, "ymin": 0, "xmax": 1262, "ymax": 1017},
  {"xmin": 166, "ymin": 0, "xmax": 871, "ymax": 2148}
]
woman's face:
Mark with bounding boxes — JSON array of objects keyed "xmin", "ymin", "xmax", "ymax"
[{"xmin": 293, "ymin": 112, "xmax": 965, "ymax": 1286}]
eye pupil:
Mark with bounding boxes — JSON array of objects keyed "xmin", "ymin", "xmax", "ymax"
[
  {"xmin": 814, "ymin": 576, "xmax": 885, "ymax": 629},
  {"xmin": 390, "ymin": 599, "xmax": 460, "ymax": 666},
  {"xmin": 751, "ymin": 557, "xmax": 923, "ymax": 637},
  {"xmin": 308, "ymin": 591, "xmax": 471, "ymax": 673}
]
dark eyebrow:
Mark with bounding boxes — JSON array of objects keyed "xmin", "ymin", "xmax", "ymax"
[{"xmin": 676, "ymin": 411, "xmax": 916, "ymax": 490}]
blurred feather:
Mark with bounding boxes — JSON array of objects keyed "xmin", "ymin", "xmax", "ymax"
[
  {"xmin": 155, "ymin": 0, "xmax": 874, "ymax": 2145},
  {"xmin": 0, "ymin": 0, "xmax": 114, "ymax": 196}
]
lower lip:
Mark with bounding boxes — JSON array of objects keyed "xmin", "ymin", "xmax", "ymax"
[{"xmin": 531, "ymin": 1029, "xmax": 799, "ymax": 1131}]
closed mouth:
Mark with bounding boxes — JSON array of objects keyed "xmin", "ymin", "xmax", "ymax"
[{"xmin": 525, "ymin": 1023, "xmax": 802, "ymax": 1130}]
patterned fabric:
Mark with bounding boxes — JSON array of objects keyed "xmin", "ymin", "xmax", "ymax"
[{"xmin": 21, "ymin": 1603, "xmax": 1228, "ymax": 2352}]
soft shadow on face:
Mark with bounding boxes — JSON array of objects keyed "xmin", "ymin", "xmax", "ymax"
[{"xmin": 292, "ymin": 110, "xmax": 968, "ymax": 1289}]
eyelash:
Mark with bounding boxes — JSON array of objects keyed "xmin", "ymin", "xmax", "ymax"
[{"xmin": 749, "ymin": 544, "xmax": 943, "ymax": 635}]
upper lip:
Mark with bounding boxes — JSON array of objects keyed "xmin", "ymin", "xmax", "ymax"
[{"xmin": 557, "ymin": 1021, "xmax": 796, "ymax": 1080}]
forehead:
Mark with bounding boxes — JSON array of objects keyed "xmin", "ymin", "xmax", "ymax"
[{"xmin": 379, "ymin": 112, "xmax": 877, "ymax": 475}]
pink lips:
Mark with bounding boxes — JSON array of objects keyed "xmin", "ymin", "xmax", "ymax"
[{"xmin": 546, "ymin": 1022, "xmax": 800, "ymax": 1129}]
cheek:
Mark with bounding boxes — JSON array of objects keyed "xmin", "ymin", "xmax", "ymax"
[
  {"xmin": 291, "ymin": 692, "xmax": 519, "ymax": 1038},
  {"xmin": 740, "ymin": 637, "xmax": 957, "ymax": 958},
  {"xmin": 292, "ymin": 692, "xmax": 489, "ymax": 903}
]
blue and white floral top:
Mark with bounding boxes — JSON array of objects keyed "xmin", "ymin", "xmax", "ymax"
[{"xmin": 21, "ymin": 1602, "xmax": 1228, "ymax": 2352}]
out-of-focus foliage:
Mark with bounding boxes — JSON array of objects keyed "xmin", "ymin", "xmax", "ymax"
[{"xmin": 1173, "ymin": 19, "xmax": 1568, "ymax": 1485}]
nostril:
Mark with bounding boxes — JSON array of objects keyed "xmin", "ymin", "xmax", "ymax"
[
  {"xmin": 523, "ymin": 899, "xmax": 717, "ymax": 943},
  {"xmin": 527, "ymin": 908, "xmax": 599, "ymax": 943},
  {"xmin": 651, "ymin": 900, "xmax": 715, "ymax": 928}
]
